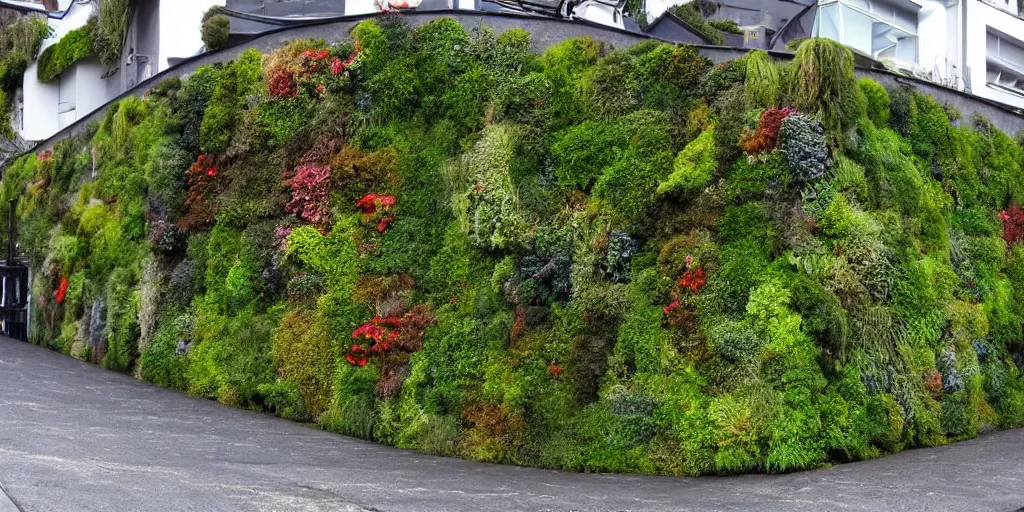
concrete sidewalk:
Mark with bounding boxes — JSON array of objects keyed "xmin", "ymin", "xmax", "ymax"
[{"xmin": 0, "ymin": 336, "xmax": 1022, "ymax": 512}]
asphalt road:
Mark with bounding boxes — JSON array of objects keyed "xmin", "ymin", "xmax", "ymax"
[{"xmin": 1, "ymin": 336, "xmax": 1023, "ymax": 512}]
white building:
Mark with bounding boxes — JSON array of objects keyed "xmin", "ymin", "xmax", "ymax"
[
  {"xmin": 809, "ymin": 0, "xmax": 1024, "ymax": 109},
  {"xmin": 6, "ymin": 0, "xmax": 224, "ymax": 142}
]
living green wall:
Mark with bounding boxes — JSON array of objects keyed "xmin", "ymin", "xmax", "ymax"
[{"xmin": 5, "ymin": 19, "xmax": 1024, "ymax": 476}]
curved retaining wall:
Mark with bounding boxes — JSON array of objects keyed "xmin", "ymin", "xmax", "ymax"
[{"xmin": 10, "ymin": 10, "xmax": 1024, "ymax": 160}]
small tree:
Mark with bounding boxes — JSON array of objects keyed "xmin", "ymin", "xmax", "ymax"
[{"xmin": 201, "ymin": 12, "xmax": 230, "ymax": 51}]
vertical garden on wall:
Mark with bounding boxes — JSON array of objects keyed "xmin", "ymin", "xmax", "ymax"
[{"xmin": 3, "ymin": 17, "xmax": 1024, "ymax": 476}]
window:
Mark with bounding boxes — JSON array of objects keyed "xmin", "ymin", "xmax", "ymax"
[
  {"xmin": 812, "ymin": 0, "xmax": 919, "ymax": 64},
  {"xmin": 987, "ymin": 30, "xmax": 1024, "ymax": 95}
]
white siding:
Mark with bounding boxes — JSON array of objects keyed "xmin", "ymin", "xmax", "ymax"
[
  {"xmin": 966, "ymin": 0, "xmax": 1024, "ymax": 109},
  {"xmin": 158, "ymin": 0, "xmax": 227, "ymax": 71}
]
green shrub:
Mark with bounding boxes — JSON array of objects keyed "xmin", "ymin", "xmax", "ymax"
[
  {"xmin": 551, "ymin": 120, "xmax": 629, "ymax": 190},
  {"xmin": 201, "ymin": 13, "xmax": 231, "ymax": 51},
  {"xmin": 592, "ymin": 110, "xmax": 675, "ymax": 225},
  {"xmin": 669, "ymin": 3, "xmax": 725, "ymax": 45},
  {"xmin": 199, "ymin": 49, "xmax": 262, "ymax": 154}
]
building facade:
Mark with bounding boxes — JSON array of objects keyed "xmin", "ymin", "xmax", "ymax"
[
  {"xmin": 808, "ymin": 0, "xmax": 1024, "ymax": 109},
  {"xmin": 5, "ymin": 0, "xmax": 224, "ymax": 142}
]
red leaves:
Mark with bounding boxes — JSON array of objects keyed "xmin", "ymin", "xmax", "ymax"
[
  {"xmin": 54, "ymin": 276, "xmax": 69, "ymax": 304},
  {"xmin": 663, "ymin": 300, "xmax": 680, "ymax": 315},
  {"xmin": 664, "ymin": 261, "xmax": 705, "ymax": 331},
  {"xmin": 1001, "ymin": 205, "xmax": 1024, "ymax": 246},
  {"xmin": 356, "ymin": 194, "xmax": 397, "ymax": 234},
  {"xmin": 37, "ymin": 150, "xmax": 53, "ymax": 162},
  {"xmin": 185, "ymin": 155, "xmax": 218, "ymax": 203},
  {"xmin": 356, "ymin": 194, "xmax": 396, "ymax": 214},
  {"xmin": 330, "ymin": 57, "xmax": 345, "ymax": 75},
  {"xmin": 740, "ymin": 107, "xmax": 797, "ymax": 155},
  {"xmin": 332, "ymin": 42, "xmax": 360, "ymax": 75},
  {"xmin": 268, "ymin": 67, "xmax": 298, "ymax": 98},
  {"xmin": 345, "ymin": 305, "xmax": 436, "ymax": 366},
  {"xmin": 284, "ymin": 163, "xmax": 333, "ymax": 229},
  {"xmin": 548, "ymin": 364, "xmax": 563, "ymax": 378},
  {"xmin": 678, "ymin": 268, "xmax": 706, "ymax": 294}
]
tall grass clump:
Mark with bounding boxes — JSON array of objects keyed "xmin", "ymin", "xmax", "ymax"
[
  {"xmin": 787, "ymin": 38, "xmax": 865, "ymax": 136},
  {"xmin": 744, "ymin": 50, "xmax": 779, "ymax": 109}
]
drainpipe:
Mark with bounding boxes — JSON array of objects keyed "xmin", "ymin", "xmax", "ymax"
[{"xmin": 961, "ymin": 0, "xmax": 969, "ymax": 93}]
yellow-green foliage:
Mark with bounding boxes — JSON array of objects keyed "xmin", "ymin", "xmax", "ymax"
[
  {"xmin": 658, "ymin": 128, "xmax": 717, "ymax": 196},
  {"xmin": 859, "ymin": 78, "xmax": 890, "ymax": 128},
  {"xmin": 6, "ymin": 19, "xmax": 1024, "ymax": 479}
]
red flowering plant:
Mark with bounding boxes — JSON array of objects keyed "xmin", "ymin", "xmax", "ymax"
[
  {"xmin": 37, "ymin": 150, "xmax": 53, "ymax": 162},
  {"xmin": 54, "ymin": 276, "xmax": 69, "ymax": 304},
  {"xmin": 739, "ymin": 107, "xmax": 797, "ymax": 155},
  {"xmin": 355, "ymin": 194, "xmax": 397, "ymax": 234},
  {"xmin": 664, "ymin": 255, "xmax": 706, "ymax": 330},
  {"xmin": 284, "ymin": 163, "xmax": 333, "ymax": 230},
  {"xmin": 346, "ymin": 305, "xmax": 437, "ymax": 396},
  {"xmin": 180, "ymin": 154, "xmax": 222, "ymax": 230},
  {"xmin": 1001, "ymin": 205, "xmax": 1024, "ymax": 246},
  {"xmin": 264, "ymin": 41, "xmax": 361, "ymax": 100}
]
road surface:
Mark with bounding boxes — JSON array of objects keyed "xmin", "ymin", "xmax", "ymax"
[{"xmin": 0, "ymin": 336, "xmax": 1022, "ymax": 512}]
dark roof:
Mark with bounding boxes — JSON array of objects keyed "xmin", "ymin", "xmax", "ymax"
[
  {"xmin": 767, "ymin": 0, "xmax": 816, "ymax": 50},
  {"xmin": 710, "ymin": 0, "xmax": 814, "ymax": 33},
  {"xmin": 645, "ymin": 10, "xmax": 715, "ymax": 44}
]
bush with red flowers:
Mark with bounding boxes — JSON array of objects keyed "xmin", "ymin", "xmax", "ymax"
[
  {"xmin": 355, "ymin": 194, "xmax": 397, "ymax": 233},
  {"xmin": 678, "ymin": 267, "xmax": 706, "ymax": 294},
  {"xmin": 345, "ymin": 304, "xmax": 435, "ymax": 367},
  {"xmin": 180, "ymin": 154, "xmax": 221, "ymax": 229}
]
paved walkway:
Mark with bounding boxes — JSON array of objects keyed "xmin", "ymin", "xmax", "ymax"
[{"xmin": 0, "ymin": 337, "xmax": 1022, "ymax": 512}]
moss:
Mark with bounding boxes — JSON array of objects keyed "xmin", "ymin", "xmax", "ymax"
[
  {"xmin": 859, "ymin": 78, "xmax": 890, "ymax": 128},
  {"xmin": 37, "ymin": 24, "xmax": 93, "ymax": 82},
  {"xmin": 658, "ymin": 127, "xmax": 717, "ymax": 196}
]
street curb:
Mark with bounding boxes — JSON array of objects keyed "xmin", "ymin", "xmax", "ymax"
[{"xmin": 0, "ymin": 482, "xmax": 21, "ymax": 512}]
